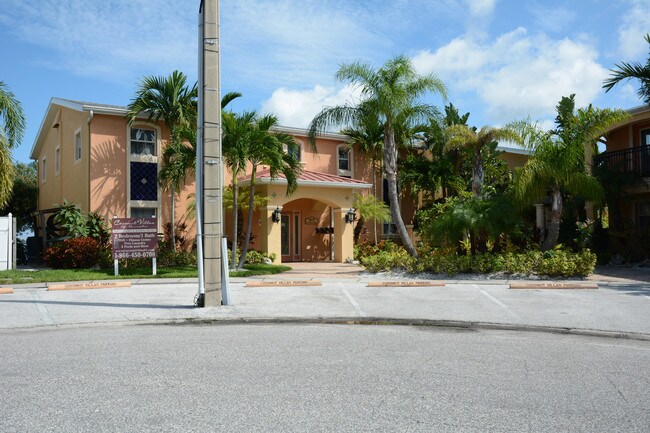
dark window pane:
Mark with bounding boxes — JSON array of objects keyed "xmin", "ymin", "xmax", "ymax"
[{"xmin": 130, "ymin": 162, "xmax": 158, "ymax": 201}]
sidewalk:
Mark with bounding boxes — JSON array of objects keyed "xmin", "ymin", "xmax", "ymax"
[{"xmin": 1, "ymin": 269, "xmax": 649, "ymax": 338}]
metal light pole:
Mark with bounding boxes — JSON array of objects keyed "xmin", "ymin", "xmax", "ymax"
[{"xmin": 197, "ymin": 0, "xmax": 224, "ymax": 306}]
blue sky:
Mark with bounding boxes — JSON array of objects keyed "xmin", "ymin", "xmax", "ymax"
[{"xmin": 2, "ymin": 0, "xmax": 649, "ymax": 164}]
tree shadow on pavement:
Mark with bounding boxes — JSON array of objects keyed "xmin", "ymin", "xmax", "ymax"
[{"xmin": 0, "ymin": 300, "xmax": 195, "ymax": 309}]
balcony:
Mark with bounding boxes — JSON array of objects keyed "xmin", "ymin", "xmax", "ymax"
[{"xmin": 593, "ymin": 145, "xmax": 650, "ymax": 182}]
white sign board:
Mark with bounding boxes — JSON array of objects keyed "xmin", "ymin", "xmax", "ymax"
[{"xmin": 0, "ymin": 215, "xmax": 15, "ymax": 271}]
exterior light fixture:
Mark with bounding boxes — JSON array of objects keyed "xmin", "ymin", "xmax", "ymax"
[
  {"xmin": 345, "ymin": 208, "xmax": 356, "ymax": 224},
  {"xmin": 272, "ymin": 207, "xmax": 282, "ymax": 223}
]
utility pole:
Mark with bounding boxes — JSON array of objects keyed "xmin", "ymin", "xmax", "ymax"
[{"xmin": 197, "ymin": 0, "xmax": 223, "ymax": 306}]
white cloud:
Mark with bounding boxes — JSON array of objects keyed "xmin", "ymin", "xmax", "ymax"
[
  {"xmin": 261, "ymin": 84, "xmax": 361, "ymax": 129},
  {"xmin": 413, "ymin": 28, "xmax": 609, "ymax": 123},
  {"xmin": 466, "ymin": 0, "xmax": 496, "ymax": 17},
  {"xmin": 617, "ymin": 1, "xmax": 650, "ymax": 59}
]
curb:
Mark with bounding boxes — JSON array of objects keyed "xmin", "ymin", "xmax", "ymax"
[
  {"xmin": 4, "ymin": 316, "xmax": 648, "ymax": 342},
  {"xmin": 167, "ymin": 317, "xmax": 650, "ymax": 342}
]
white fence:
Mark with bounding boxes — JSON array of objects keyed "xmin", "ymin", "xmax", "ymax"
[{"xmin": 0, "ymin": 214, "xmax": 16, "ymax": 271}]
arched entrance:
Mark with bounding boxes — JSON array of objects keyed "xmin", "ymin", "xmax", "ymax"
[{"xmin": 238, "ymin": 169, "xmax": 372, "ymax": 264}]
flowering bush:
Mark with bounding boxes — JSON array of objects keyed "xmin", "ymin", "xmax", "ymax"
[{"xmin": 44, "ymin": 237, "xmax": 101, "ymax": 269}]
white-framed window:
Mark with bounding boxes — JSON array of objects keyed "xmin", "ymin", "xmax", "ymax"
[
  {"xmin": 74, "ymin": 128, "xmax": 82, "ymax": 163},
  {"xmin": 640, "ymin": 128, "xmax": 650, "ymax": 146},
  {"xmin": 283, "ymin": 141, "xmax": 301, "ymax": 161},
  {"xmin": 638, "ymin": 202, "xmax": 650, "ymax": 229},
  {"xmin": 41, "ymin": 157, "xmax": 47, "ymax": 183},
  {"xmin": 130, "ymin": 207, "xmax": 157, "ymax": 219},
  {"xmin": 130, "ymin": 128, "xmax": 157, "ymax": 156},
  {"xmin": 55, "ymin": 146, "xmax": 60, "ymax": 176},
  {"xmin": 337, "ymin": 145, "xmax": 352, "ymax": 178}
]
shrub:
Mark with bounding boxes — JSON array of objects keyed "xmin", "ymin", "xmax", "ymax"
[
  {"xmin": 361, "ymin": 245, "xmax": 415, "ymax": 273},
  {"xmin": 157, "ymin": 245, "xmax": 197, "ymax": 267},
  {"xmin": 54, "ymin": 200, "xmax": 89, "ymax": 238},
  {"xmin": 245, "ymin": 250, "xmax": 276, "ymax": 264},
  {"xmin": 360, "ymin": 247, "xmax": 597, "ymax": 277},
  {"xmin": 44, "ymin": 237, "xmax": 100, "ymax": 269}
]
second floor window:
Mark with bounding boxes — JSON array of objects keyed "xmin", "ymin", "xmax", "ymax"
[
  {"xmin": 74, "ymin": 129, "xmax": 82, "ymax": 162},
  {"xmin": 338, "ymin": 146, "xmax": 352, "ymax": 177},
  {"xmin": 131, "ymin": 128, "xmax": 156, "ymax": 156}
]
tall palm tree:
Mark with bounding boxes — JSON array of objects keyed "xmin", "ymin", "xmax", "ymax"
[
  {"xmin": 340, "ymin": 109, "xmax": 384, "ymax": 242},
  {"xmin": 127, "ymin": 70, "xmax": 197, "ymax": 248},
  {"xmin": 514, "ymin": 95, "xmax": 628, "ymax": 251},
  {"xmin": 603, "ymin": 34, "xmax": 650, "ymax": 105},
  {"xmin": 0, "ymin": 81, "xmax": 26, "ymax": 207},
  {"xmin": 445, "ymin": 124, "xmax": 520, "ymax": 197},
  {"xmin": 238, "ymin": 114, "xmax": 301, "ymax": 269},
  {"xmin": 223, "ymin": 110, "xmax": 256, "ymax": 269},
  {"xmin": 308, "ymin": 55, "xmax": 446, "ymax": 257}
]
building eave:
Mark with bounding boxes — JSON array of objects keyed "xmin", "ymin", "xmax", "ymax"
[{"xmin": 241, "ymin": 177, "xmax": 372, "ymax": 189}]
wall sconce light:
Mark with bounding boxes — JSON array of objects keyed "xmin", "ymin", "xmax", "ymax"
[
  {"xmin": 345, "ymin": 208, "xmax": 356, "ymax": 224},
  {"xmin": 272, "ymin": 207, "xmax": 282, "ymax": 223}
]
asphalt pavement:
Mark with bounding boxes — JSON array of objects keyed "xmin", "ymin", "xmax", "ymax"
[{"xmin": 1, "ymin": 270, "xmax": 649, "ymax": 338}]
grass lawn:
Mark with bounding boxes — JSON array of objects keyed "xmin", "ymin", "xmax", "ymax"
[{"xmin": 0, "ymin": 264, "xmax": 292, "ymax": 285}]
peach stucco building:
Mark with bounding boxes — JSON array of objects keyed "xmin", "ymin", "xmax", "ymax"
[
  {"xmin": 596, "ymin": 104, "xmax": 650, "ymax": 230},
  {"xmin": 31, "ymin": 97, "xmax": 529, "ymax": 263}
]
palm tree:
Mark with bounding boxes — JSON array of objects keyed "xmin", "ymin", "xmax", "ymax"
[
  {"xmin": 308, "ymin": 55, "xmax": 446, "ymax": 257},
  {"xmin": 223, "ymin": 110, "xmax": 256, "ymax": 268},
  {"xmin": 514, "ymin": 95, "xmax": 628, "ymax": 251},
  {"xmin": 351, "ymin": 193, "xmax": 391, "ymax": 243},
  {"xmin": 0, "ymin": 82, "xmax": 26, "ymax": 207},
  {"xmin": 445, "ymin": 124, "xmax": 520, "ymax": 197},
  {"xmin": 341, "ymin": 110, "xmax": 384, "ymax": 242},
  {"xmin": 127, "ymin": 71, "xmax": 197, "ymax": 248},
  {"xmin": 238, "ymin": 114, "xmax": 301, "ymax": 269},
  {"xmin": 603, "ymin": 34, "xmax": 650, "ymax": 105}
]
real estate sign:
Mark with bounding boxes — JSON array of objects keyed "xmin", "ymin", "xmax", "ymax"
[{"xmin": 111, "ymin": 218, "xmax": 158, "ymax": 260}]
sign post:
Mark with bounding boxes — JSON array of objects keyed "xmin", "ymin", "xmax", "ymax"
[{"xmin": 112, "ymin": 217, "xmax": 158, "ymax": 276}]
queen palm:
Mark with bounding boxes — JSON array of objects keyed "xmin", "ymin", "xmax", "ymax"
[
  {"xmin": 127, "ymin": 71, "xmax": 197, "ymax": 248},
  {"xmin": 309, "ymin": 55, "xmax": 446, "ymax": 257},
  {"xmin": 445, "ymin": 124, "xmax": 520, "ymax": 197},
  {"xmin": 0, "ymin": 81, "xmax": 26, "ymax": 207},
  {"xmin": 340, "ymin": 109, "xmax": 384, "ymax": 242},
  {"xmin": 238, "ymin": 114, "xmax": 301, "ymax": 269},
  {"xmin": 603, "ymin": 34, "xmax": 650, "ymax": 105},
  {"xmin": 515, "ymin": 95, "xmax": 628, "ymax": 251},
  {"xmin": 223, "ymin": 110, "xmax": 256, "ymax": 268}
]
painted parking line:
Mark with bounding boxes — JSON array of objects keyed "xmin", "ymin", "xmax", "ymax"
[
  {"xmin": 476, "ymin": 285, "xmax": 522, "ymax": 321},
  {"xmin": 30, "ymin": 291, "xmax": 54, "ymax": 326},
  {"xmin": 339, "ymin": 284, "xmax": 367, "ymax": 317}
]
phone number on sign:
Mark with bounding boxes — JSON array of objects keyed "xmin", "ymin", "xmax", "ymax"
[{"xmin": 114, "ymin": 251, "xmax": 157, "ymax": 259}]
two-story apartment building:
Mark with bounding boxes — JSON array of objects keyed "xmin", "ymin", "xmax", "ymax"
[
  {"xmin": 31, "ymin": 97, "xmax": 529, "ymax": 263},
  {"xmin": 595, "ymin": 104, "xmax": 650, "ymax": 231}
]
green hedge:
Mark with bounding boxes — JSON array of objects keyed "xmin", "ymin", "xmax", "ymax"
[{"xmin": 361, "ymin": 248, "xmax": 597, "ymax": 278}]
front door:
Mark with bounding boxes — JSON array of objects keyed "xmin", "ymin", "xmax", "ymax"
[{"xmin": 280, "ymin": 212, "xmax": 301, "ymax": 262}]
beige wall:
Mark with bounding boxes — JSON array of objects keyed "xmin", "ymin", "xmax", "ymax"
[{"xmin": 36, "ymin": 106, "xmax": 90, "ymax": 211}]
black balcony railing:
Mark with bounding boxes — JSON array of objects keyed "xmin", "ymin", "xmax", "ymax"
[{"xmin": 593, "ymin": 144, "xmax": 650, "ymax": 181}]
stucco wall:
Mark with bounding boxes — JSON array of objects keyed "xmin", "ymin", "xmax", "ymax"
[{"xmin": 36, "ymin": 106, "xmax": 90, "ymax": 210}]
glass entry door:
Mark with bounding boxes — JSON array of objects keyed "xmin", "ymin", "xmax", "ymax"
[
  {"xmin": 280, "ymin": 212, "xmax": 301, "ymax": 262},
  {"xmin": 281, "ymin": 214, "xmax": 290, "ymax": 260}
]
